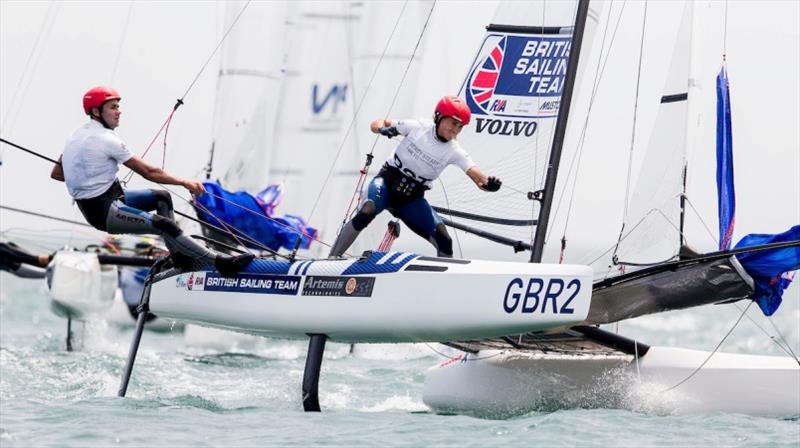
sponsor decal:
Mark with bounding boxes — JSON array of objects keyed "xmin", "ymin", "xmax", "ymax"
[
  {"xmin": 302, "ymin": 276, "xmax": 375, "ymax": 297},
  {"xmin": 311, "ymin": 83, "xmax": 348, "ymax": 115},
  {"xmin": 186, "ymin": 272, "xmax": 299, "ymax": 295},
  {"xmin": 461, "ymin": 32, "xmax": 573, "ymax": 135},
  {"xmin": 175, "ymin": 274, "xmax": 187, "ymax": 289}
]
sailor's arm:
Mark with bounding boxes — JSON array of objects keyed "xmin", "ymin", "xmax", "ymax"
[
  {"xmin": 50, "ymin": 155, "xmax": 64, "ymax": 182},
  {"xmin": 370, "ymin": 119, "xmax": 393, "ymax": 133},
  {"xmin": 123, "ymin": 155, "xmax": 205, "ymax": 195},
  {"xmin": 466, "ymin": 166, "xmax": 501, "ymax": 192}
]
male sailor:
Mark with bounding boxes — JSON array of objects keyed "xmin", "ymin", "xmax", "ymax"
[
  {"xmin": 0, "ymin": 241, "xmax": 50, "ymax": 278},
  {"xmin": 51, "ymin": 86, "xmax": 253, "ymax": 275},
  {"xmin": 329, "ymin": 96, "xmax": 501, "ymax": 258}
]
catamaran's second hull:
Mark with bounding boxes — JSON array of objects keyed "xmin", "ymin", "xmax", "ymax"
[
  {"xmin": 422, "ymin": 346, "xmax": 800, "ymax": 417},
  {"xmin": 147, "ymin": 251, "xmax": 594, "ymax": 343}
]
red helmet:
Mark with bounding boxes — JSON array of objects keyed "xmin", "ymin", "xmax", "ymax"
[
  {"xmin": 83, "ymin": 86, "xmax": 121, "ymax": 115},
  {"xmin": 434, "ymin": 96, "xmax": 471, "ymax": 125}
]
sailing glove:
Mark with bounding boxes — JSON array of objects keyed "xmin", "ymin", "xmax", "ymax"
[
  {"xmin": 484, "ymin": 176, "xmax": 502, "ymax": 192},
  {"xmin": 378, "ymin": 126, "xmax": 400, "ymax": 138}
]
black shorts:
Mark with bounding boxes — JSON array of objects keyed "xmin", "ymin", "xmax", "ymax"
[{"xmin": 75, "ymin": 181, "xmax": 124, "ymax": 231}]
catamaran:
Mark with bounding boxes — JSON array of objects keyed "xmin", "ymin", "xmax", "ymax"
[{"xmin": 6, "ymin": 2, "xmax": 776, "ymax": 412}]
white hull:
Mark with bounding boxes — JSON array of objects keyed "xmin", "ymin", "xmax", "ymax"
[
  {"xmin": 149, "ymin": 252, "xmax": 593, "ymax": 343},
  {"xmin": 423, "ymin": 346, "xmax": 800, "ymax": 417}
]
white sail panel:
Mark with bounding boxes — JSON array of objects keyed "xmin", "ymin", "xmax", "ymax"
[
  {"xmin": 209, "ymin": 1, "xmax": 289, "ymax": 192},
  {"xmin": 614, "ymin": 3, "xmax": 693, "ymax": 266},
  {"xmin": 424, "ymin": 1, "xmax": 599, "ymax": 250},
  {"xmin": 267, "ymin": 1, "xmax": 357, "ymax": 255}
]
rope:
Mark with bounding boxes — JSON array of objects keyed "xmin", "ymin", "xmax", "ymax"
[
  {"xmin": 549, "ymin": 0, "xmax": 627, "ymax": 258},
  {"xmin": 733, "ymin": 302, "xmax": 800, "ymax": 365},
  {"xmin": 614, "ymin": 0, "xmax": 649, "ymax": 263},
  {"xmin": 0, "ymin": 204, "xmax": 90, "ymax": 228},
  {"xmin": 164, "ymin": 184, "xmax": 328, "ymax": 255},
  {"xmin": 1, "ymin": 3, "xmax": 59, "ymax": 136},
  {"xmin": 122, "ymin": 1, "xmax": 252, "ymax": 183},
  {"xmin": 0, "ymin": 136, "xmax": 325, "ymax": 258},
  {"xmin": 0, "ymin": 138, "xmax": 61, "ymax": 165},
  {"xmin": 109, "ymin": 1, "xmax": 135, "ymax": 85},
  {"xmin": 662, "ymin": 300, "xmax": 753, "ymax": 392},
  {"xmin": 723, "ymin": 0, "xmax": 729, "ymax": 58}
]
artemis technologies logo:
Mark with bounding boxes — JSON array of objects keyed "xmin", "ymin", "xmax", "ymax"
[{"xmin": 464, "ymin": 32, "xmax": 572, "ymax": 136}]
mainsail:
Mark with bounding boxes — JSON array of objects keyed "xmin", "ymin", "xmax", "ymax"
[{"xmin": 425, "ymin": 1, "xmax": 601, "ymax": 256}]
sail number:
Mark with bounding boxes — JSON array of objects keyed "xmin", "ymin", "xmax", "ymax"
[{"xmin": 503, "ymin": 277, "xmax": 580, "ymax": 314}]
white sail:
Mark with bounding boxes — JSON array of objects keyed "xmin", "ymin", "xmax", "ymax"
[
  {"xmin": 207, "ymin": 1, "xmax": 290, "ymax": 193},
  {"xmin": 266, "ymin": 0, "xmax": 358, "ymax": 255},
  {"xmin": 421, "ymin": 1, "xmax": 602, "ymax": 256},
  {"xmin": 613, "ymin": 3, "xmax": 695, "ymax": 267}
]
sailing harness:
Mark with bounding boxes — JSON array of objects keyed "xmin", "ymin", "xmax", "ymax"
[{"xmin": 378, "ymin": 163, "xmax": 429, "ymax": 202}]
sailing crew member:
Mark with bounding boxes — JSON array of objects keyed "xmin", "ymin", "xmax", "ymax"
[
  {"xmin": 50, "ymin": 86, "xmax": 253, "ymax": 276},
  {"xmin": 0, "ymin": 241, "xmax": 50, "ymax": 278},
  {"xmin": 329, "ymin": 96, "xmax": 502, "ymax": 258}
]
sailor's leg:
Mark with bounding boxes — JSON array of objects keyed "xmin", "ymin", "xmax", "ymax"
[
  {"xmin": 12, "ymin": 264, "xmax": 47, "ymax": 279},
  {"xmin": 106, "ymin": 201, "xmax": 252, "ymax": 275},
  {"xmin": 122, "ymin": 189, "xmax": 179, "ymax": 255},
  {"xmin": 328, "ymin": 177, "xmax": 387, "ymax": 257},
  {"xmin": 397, "ymin": 198, "xmax": 452, "ymax": 257},
  {"xmin": 0, "ymin": 241, "xmax": 47, "ymax": 268},
  {"xmin": 123, "ymin": 189, "xmax": 175, "ymax": 220}
]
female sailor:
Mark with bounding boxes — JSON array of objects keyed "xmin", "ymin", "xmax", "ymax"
[{"xmin": 329, "ymin": 96, "xmax": 501, "ymax": 258}]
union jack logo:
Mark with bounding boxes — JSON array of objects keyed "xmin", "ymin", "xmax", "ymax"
[{"xmin": 469, "ymin": 36, "xmax": 506, "ymax": 109}]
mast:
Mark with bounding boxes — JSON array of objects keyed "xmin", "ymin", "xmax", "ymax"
[
  {"xmin": 679, "ymin": 2, "xmax": 696, "ymax": 250},
  {"xmin": 530, "ymin": 0, "xmax": 590, "ymax": 263}
]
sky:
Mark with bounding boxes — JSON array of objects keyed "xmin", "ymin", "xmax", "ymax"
[{"xmin": 0, "ymin": 0, "xmax": 797, "ymax": 266}]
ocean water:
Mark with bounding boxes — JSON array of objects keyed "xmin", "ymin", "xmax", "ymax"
[{"xmin": 1, "ymin": 273, "xmax": 798, "ymax": 447}]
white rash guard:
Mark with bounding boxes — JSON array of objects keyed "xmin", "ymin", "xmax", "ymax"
[
  {"xmin": 62, "ymin": 119, "xmax": 133, "ymax": 200},
  {"xmin": 388, "ymin": 119, "xmax": 475, "ymax": 187}
]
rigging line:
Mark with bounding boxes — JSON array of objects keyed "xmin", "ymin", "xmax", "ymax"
[
  {"xmin": 306, "ymin": 0, "xmax": 420, "ymax": 223},
  {"xmin": 584, "ymin": 208, "xmax": 671, "ymax": 268},
  {"xmin": 616, "ymin": 0, "xmax": 649, "ymax": 257},
  {"xmin": 187, "ymin": 198, "xmax": 258, "ymax": 254},
  {"xmin": 548, "ymin": 0, "xmax": 627, "ymax": 247},
  {"xmin": 437, "ymin": 178, "xmax": 464, "ymax": 259},
  {"xmin": 375, "ymin": 0, "xmax": 437, "ymax": 142},
  {"xmin": 180, "ymin": 0, "xmax": 252, "ymax": 101},
  {"xmin": 1, "ymin": 2, "xmax": 58, "ymax": 135},
  {"xmin": 309, "ymin": 1, "xmax": 412, "ymax": 222},
  {"xmin": 109, "ymin": 1, "xmax": 135, "ymax": 85},
  {"xmin": 159, "ymin": 182, "xmax": 328, "ymax": 254},
  {"xmin": 766, "ymin": 315, "xmax": 800, "ymax": 366},
  {"xmin": 0, "ymin": 137, "xmax": 61, "ymax": 165},
  {"xmin": 682, "ymin": 195, "xmax": 719, "ymax": 246},
  {"xmin": 0, "ymin": 204, "xmax": 91, "ymax": 228},
  {"xmin": 723, "ymin": 0, "xmax": 729, "ymax": 58},
  {"xmin": 122, "ymin": 1, "xmax": 252, "ymax": 183},
  {"xmin": 732, "ymin": 301, "xmax": 800, "ymax": 364},
  {"xmin": 662, "ymin": 300, "xmax": 753, "ymax": 392}
]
